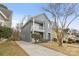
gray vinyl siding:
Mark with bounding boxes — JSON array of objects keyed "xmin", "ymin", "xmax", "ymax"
[
  {"xmin": 38, "ymin": 15, "xmax": 52, "ymax": 40},
  {"xmin": 21, "ymin": 22, "xmax": 32, "ymax": 42},
  {"xmin": 21, "ymin": 13, "xmax": 53, "ymax": 42},
  {"xmin": 44, "ymin": 19, "xmax": 50, "ymax": 40}
]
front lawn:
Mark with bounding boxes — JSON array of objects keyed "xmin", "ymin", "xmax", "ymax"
[
  {"xmin": 41, "ymin": 42, "xmax": 79, "ymax": 56},
  {"xmin": 0, "ymin": 41, "xmax": 29, "ymax": 56}
]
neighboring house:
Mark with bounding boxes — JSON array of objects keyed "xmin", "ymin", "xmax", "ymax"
[
  {"xmin": 21, "ymin": 13, "xmax": 53, "ymax": 42},
  {"xmin": 63, "ymin": 29, "xmax": 79, "ymax": 41},
  {"xmin": 0, "ymin": 4, "xmax": 12, "ymax": 28}
]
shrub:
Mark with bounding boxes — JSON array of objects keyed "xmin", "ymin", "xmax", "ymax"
[
  {"xmin": 68, "ymin": 38, "xmax": 72, "ymax": 41},
  {"xmin": 32, "ymin": 32, "xmax": 42, "ymax": 43},
  {"xmin": 76, "ymin": 40, "xmax": 79, "ymax": 43},
  {"xmin": 67, "ymin": 38, "xmax": 75, "ymax": 44},
  {"xmin": 8, "ymin": 36, "xmax": 17, "ymax": 41},
  {"xmin": 72, "ymin": 40, "xmax": 76, "ymax": 43},
  {"xmin": 32, "ymin": 32, "xmax": 49, "ymax": 43},
  {"xmin": 63, "ymin": 40, "xmax": 66, "ymax": 43},
  {"xmin": 67, "ymin": 38, "xmax": 72, "ymax": 44},
  {"xmin": 0, "ymin": 26, "xmax": 12, "ymax": 40},
  {"xmin": 67, "ymin": 41, "xmax": 72, "ymax": 44},
  {"xmin": 53, "ymin": 38, "xmax": 57, "ymax": 42}
]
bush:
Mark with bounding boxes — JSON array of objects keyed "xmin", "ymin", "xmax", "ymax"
[
  {"xmin": 53, "ymin": 38, "xmax": 57, "ymax": 42},
  {"xmin": 72, "ymin": 40, "xmax": 75, "ymax": 43},
  {"xmin": 68, "ymin": 38, "xmax": 72, "ymax": 41},
  {"xmin": 8, "ymin": 36, "xmax": 17, "ymax": 41},
  {"xmin": 67, "ymin": 38, "xmax": 75, "ymax": 44},
  {"xmin": 76, "ymin": 40, "xmax": 79, "ymax": 43},
  {"xmin": 0, "ymin": 26, "xmax": 12, "ymax": 39},
  {"xmin": 32, "ymin": 32, "xmax": 42, "ymax": 43},
  {"xmin": 32, "ymin": 32, "xmax": 49, "ymax": 43},
  {"xmin": 63, "ymin": 40, "xmax": 66, "ymax": 43},
  {"xmin": 67, "ymin": 38, "xmax": 72, "ymax": 44}
]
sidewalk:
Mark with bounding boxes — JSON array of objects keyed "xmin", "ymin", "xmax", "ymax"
[{"xmin": 16, "ymin": 41, "xmax": 66, "ymax": 56}]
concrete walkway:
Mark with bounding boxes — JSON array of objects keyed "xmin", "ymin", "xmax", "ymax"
[{"xmin": 16, "ymin": 41, "xmax": 66, "ymax": 56}]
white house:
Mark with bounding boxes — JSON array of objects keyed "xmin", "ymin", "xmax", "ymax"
[{"xmin": 0, "ymin": 4, "xmax": 12, "ymax": 27}]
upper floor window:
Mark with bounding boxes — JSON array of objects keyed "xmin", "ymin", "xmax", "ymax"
[{"xmin": 48, "ymin": 23, "xmax": 49, "ymax": 29}]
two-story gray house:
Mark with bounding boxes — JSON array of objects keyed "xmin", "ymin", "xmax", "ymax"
[{"xmin": 21, "ymin": 13, "xmax": 53, "ymax": 42}]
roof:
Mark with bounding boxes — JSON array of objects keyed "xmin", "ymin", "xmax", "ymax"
[
  {"xmin": 22, "ymin": 13, "xmax": 51, "ymax": 28},
  {"xmin": 0, "ymin": 4, "xmax": 8, "ymax": 9},
  {"xmin": 0, "ymin": 7, "xmax": 12, "ymax": 20},
  {"xmin": 33, "ymin": 13, "xmax": 51, "ymax": 24}
]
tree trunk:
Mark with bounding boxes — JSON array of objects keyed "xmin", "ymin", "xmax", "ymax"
[
  {"xmin": 58, "ymin": 34, "xmax": 63, "ymax": 46},
  {"xmin": 55, "ymin": 29, "xmax": 63, "ymax": 46}
]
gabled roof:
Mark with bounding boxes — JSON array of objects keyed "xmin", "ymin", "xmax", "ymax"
[
  {"xmin": 33, "ymin": 13, "xmax": 51, "ymax": 24},
  {"xmin": 0, "ymin": 10, "xmax": 7, "ymax": 19},
  {"xmin": 0, "ymin": 7, "xmax": 12, "ymax": 20},
  {"xmin": 22, "ymin": 13, "xmax": 51, "ymax": 28}
]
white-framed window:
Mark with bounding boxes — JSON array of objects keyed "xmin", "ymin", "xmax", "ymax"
[{"xmin": 48, "ymin": 23, "xmax": 49, "ymax": 29}]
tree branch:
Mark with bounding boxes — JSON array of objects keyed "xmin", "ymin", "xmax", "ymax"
[{"xmin": 66, "ymin": 15, "xmax": 79, "ymax": 28}]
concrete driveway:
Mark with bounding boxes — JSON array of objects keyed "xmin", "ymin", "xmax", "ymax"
[{"xmin": 16, "ymin": 41, "xmax": 66, "ymax": 56}]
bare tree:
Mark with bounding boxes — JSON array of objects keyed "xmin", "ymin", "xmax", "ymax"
[
  {"xmin": 43, "ymin": 3, "xmax": 79, "ymax": 46},
  {"xmin": 14, "ymin": 23, "xmax": 21, "ymax": 40}
]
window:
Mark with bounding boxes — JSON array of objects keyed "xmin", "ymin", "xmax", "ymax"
[{"xmin": 48, "ymin": 23, "xmax": 49, "ymax": 29}]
